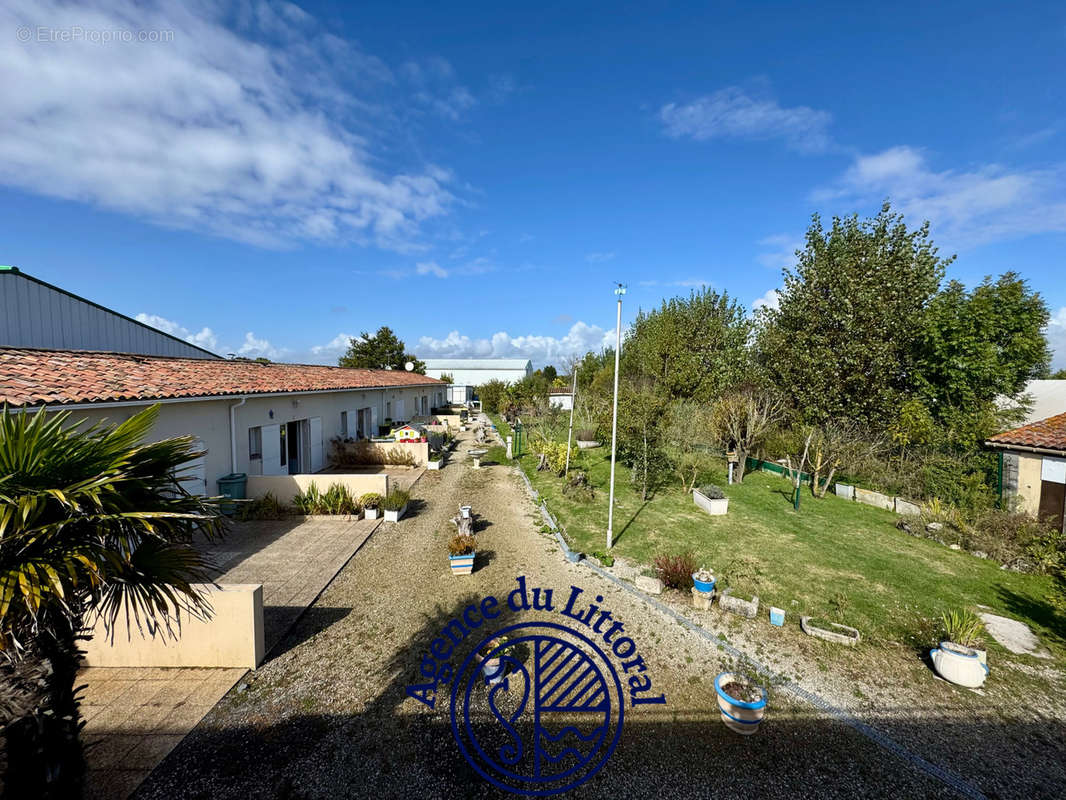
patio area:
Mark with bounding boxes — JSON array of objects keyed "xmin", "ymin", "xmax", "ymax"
[{"xmin": 80, "ymin": 515, "xmax": 380, "ymax": 800}]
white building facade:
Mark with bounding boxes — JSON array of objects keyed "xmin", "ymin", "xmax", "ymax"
[{"xmin": 422, "ymin": 358, "xmax": 533, "ymax": 387}]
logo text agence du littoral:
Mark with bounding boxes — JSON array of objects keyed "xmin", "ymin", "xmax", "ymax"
[{"xmin": 406, "ymin": 576, "xmax": 666, "ymax": 796}]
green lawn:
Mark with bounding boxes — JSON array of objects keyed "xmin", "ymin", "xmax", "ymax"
[{"xmin": 488, "ymin": 414, "xmax": 1065, "ymax": 657}]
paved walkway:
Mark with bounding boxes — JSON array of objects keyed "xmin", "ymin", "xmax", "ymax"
[
  {"xmin": 80, "ymin": 516, "xmax": 379, "ymax": 800},
  {"xmin": 133, "ymin": 431, "xmax": 959, "ymax": 799}
]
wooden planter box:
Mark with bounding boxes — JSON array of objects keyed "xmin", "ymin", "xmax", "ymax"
[
  {"xmin": 693, "ymin": 488, "xmax": 728, "ymax": 515},
  {"xmin": 384, "ymin": 504, "xmax": 408, "ymax": 523},
  {"xmin": 450, "ymin": 553, "xmax": 475, "ymax": 575}
]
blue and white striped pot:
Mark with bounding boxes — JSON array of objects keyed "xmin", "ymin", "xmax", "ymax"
[
  {"xmin": 450, "ymin": 553, "xmax": 475, "ymax": 575},
  {"xmin": 714, "ymin": 672, "xmax": 767, "ymax": 735}
]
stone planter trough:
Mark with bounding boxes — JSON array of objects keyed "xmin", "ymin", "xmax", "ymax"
[{"xmin": 693, "ymin": 488, "xmax": 728, "ymax": 516}]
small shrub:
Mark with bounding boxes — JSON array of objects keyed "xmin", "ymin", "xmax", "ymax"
[
  {"xmin": 360, "ymin": 492, "xmax": 383, "ymax": 510},
  {"xmin": 533, "ymin": 440, "xmax": 569, "ymax": 474},
  {"xmin": 292, "ymin": 482, "xmax": 324, "ymax": 514},
  {"xmin": 940, "ymin": 609, "xmax": 985, "ymax": 648},
  {"xmin": 589, "ymin": 550, "xmax": 614, "ymax": 567},
  {"xmin": 698, "ymin": 484, "xmax": 725, "ymax": 500},
  {"xmin": 448, "ymin": 533, "xmax": 477, "ymax": 556},
  {"xmin": 237, "ymin": 492, "xmax": 288, "ymax": 521},
  {"xmin": 322, "ymin": 483, "xmax": 360, "ymax": 515},
  {"xmin": 654, "ymin": 552, "xmax": 697, "ymax": 590},
  {"xmin": 383, "ymin": 489, "xmax": 411, "ymax": 511},
  {"xmin": 562, "ymin": 471, "xmax": 595, "ymax": 502}
]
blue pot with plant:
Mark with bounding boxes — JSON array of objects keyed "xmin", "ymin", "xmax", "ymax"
[{"xmin": 692, "ymin": 568, "xmax": 715, "ymax": 593}]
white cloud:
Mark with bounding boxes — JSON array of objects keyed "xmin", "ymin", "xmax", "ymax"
[
  {"xmin": 1048, "ymin": 307, "xmax": 1066, "ymax": 371},
  {"xmin": 416, "ymin": 261, "xmax": 448, "ymax": 278},
  {"xmin": 0, "ymin": 0, "xmax": 454, "ymax": 249},
  {"xmin": 813, "ymin": 146, "xmax": 1066, "ymax": 246},
  {"xmin": 309, "ymin": 332, "xmax": 355, "ymax": 361},
  {"xmin": 659, "ymin": 87, "xmax": 832, "ymax": 153},
  {"xmin": 403, "ymin": 57, "xmax": 477, "ymax": 120},
  {"xmin": 416, "ymin": 322, "xmax": 615, "ymax": 368},
  {"xmin": 756, "ymin": 234, "xmax": 802, "ymax": 271},
  {"xmin": 134, "ymin": 312, "xmax": 218, "ymax": 351},
  {"xmin": 585, "ymin": 252, "xmax": 616, "ymax": 263},
  {"xmin": 752, "ymin": 288, "xmax": 781, "ymax": 313},
  {"xmin": 238, "ymin": 331, "xmax": 286, "ymax": 360}
]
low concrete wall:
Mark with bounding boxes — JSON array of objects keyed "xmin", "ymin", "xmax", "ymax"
[
  {"xmin": 431, "ymin": 413, "xmax": 464, "ymax": 430},
  {"xmin": 854, "ymin": 487, "xmax": 894, "ymax": 511},
  {"xmin": 894, "ymin": 497, "xmax": 921, "ymax": 516},
  {"xmin": 82, "ymin": 584, "xmax": 264, "ymax": 669},
  {"xmin": 332, "ymin": 440, "xmax": 430, "ymax": 467},
  {"xmin": 247, "ymin": 472, "xmax": 389, "ymax": 501}
]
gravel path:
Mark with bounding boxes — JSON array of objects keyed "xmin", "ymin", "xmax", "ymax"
[{"xmin": 135, "ymin": 429, "xmax": 988, "ymax": 799}]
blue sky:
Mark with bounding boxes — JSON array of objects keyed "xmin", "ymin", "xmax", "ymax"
[{"xmin": 2, "ymin": 0, "xmax": 1065, "ymax": 368}]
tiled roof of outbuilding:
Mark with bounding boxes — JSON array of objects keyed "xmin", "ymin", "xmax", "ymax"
[
  {"xmin": 0, "ymin": 347, "xmax": 441, "ymax": 407},
  {"xmin": 987, "ymin": 412, "xmax": 1066, "ymax": 453}
]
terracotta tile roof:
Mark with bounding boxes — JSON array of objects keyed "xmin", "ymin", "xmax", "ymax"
[
  {"xmin": 987, "ymin": 412, "xmax": 1066, "ymax": 452},
  {"xmin": 0, "ymin": 348, "xmax": 442, "ymax": 407}
]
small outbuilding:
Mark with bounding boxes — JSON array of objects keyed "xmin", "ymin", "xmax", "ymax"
[{"xmin": 986, "ymin": 412, "xmax": 1066, "ymax": 531}]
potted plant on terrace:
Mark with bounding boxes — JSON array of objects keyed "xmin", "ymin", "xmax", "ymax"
[
  {"xmin": 479, "ymin": 635, "xmax": 509, "ymax": 684},
  {"xmin": 360, "ymin": 492, "xmax": 383, "ymax": 520},
  {"xmin": 714, "ymin": 670, "xmax": 767, "ymax": 735},
  {"xmin": 427, "ymin": 451, "xmax": 443, "ymax": 471},
  {"xmin": 693, "ymin": 484, "xmax": 728, "ymax": 515},
  {"xmin": 383, "ymin": 489, "xmax": 411, "ymax": 522},
  {"xmin": 449, "ymin": 533, "xmax": 477, "ymax": 575}
]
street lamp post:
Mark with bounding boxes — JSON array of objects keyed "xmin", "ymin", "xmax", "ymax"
[{"xmin": 606, "ymin": 283, "xmax": 625, "ymax": 550}]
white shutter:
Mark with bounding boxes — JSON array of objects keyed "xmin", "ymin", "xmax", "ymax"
[
  {"xmin": 1042, "ymin": 457, "xmax": 1066, "ymax": 485},
  {"xmin": 371, "ymin": 406, "xmax": 378, "ymax": 434},
  {"xmin": 261, "ymin": 424, "xmax": 283, "ymax": 475},
  {"xmin": 310, "ymin": 416, "xmax": 324, "ymax": 472},
  {"xmin": 395, "ymin": 398, "xmax": 404, "ymax": 421}
]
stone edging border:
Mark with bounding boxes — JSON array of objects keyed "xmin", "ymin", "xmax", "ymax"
[{"xmin": 507, "ymin": 461, "xmax": 987, "ymax": 800}]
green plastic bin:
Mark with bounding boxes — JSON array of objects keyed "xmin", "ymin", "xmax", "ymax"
[{"xmin": 216, "ymin": 473, "xmax": 247, "ymax": 516}]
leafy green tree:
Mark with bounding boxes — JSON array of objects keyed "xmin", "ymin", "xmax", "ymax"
[
  {"xmin": 623, "ymin": 288, "xmax": 753, "ymax": 402},
  {"xmin": 439, "ymin": 373, "xmax": 454, "ymax": 384},
  {"xmin": 540, "ymin": 365, "xmax": 558, "ymax": 383},
  {"xmin": 476, "ymin": 379, "xmax": 509, "ymax": 413},
  {"xmin": 758, "ymin": 203, "xmax": 950, "ymax": 428},
  {"xmin": 709, "ymin": 386, "xmax": 786, "ymax": 482},
  {"xmin": 1051, "ymin": 368, "xmax": 1066, "ymax": 380},
  {"xmin": 913, "ymin": 273, "xmax": 1050, "ymax": 419},
  {"xmin": 614, "ymin": 380, "xmax": 670, "ymax": 501},
  {"xmin": 0, "ymin": 406, "xmax": 224, "ymax": 798},
  {"xmin": 338, "ymin": 326, "xmax": 425, "ymax": 372}
]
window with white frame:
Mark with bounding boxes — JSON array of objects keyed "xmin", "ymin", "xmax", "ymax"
[{"xmin": 249, "ymin": 427, "xmax": 263, "ymax": 461}]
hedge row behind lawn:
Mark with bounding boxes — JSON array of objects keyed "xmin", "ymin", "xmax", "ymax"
[{"xmin": 488, "ymin": 415, "xmax": 1065, "ymax": 658}]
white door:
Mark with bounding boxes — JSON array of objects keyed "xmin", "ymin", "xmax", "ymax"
[
  {"xmin": 177, "ymin": 437, "xmax": 208, "ymax": 496},
  {"xmin": 309, "ymin": 416, "xmax": 324, "ymax": 472},
  {"xmin": 261, "ymin": 423, "xmax": 283, "ymax": 475}
]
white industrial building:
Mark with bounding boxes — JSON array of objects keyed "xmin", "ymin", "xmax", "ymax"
[
  {"xmin": 1, "ymin": 266, "xmax": 219, "ymax": 359},
  {"xmin": 421, "ymin": 358, "xmax": 532, "ymax": 387}
]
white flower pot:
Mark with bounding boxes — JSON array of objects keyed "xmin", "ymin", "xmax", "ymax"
[
  {"xmin": 427, "ymin": 459, "xmax": 442, "ymax": 470},
  {"xmin": 384, "ymin": 503, "xmax": 407, "ymax": 522},
  {"xmin": 693, "ymin": 488, "xmax": 728, "ymax": 515},
  {"xmin": 364, "ymin": 507, "xmax": 379, "ymax": 520},
  {"xmin": 931, "ymin": 641, "xmax": 988, "ymax": 688},
  {"xmin": 576, "ymin": 440, "xmax": 601, "ymax": 449}
]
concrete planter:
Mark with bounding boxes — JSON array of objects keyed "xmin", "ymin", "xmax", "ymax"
[
  {"xmin": 719, "ymin": 588, "xmax": 759, "ymax": 618},
  {"xmin": 364, "ymin": 507, "xmax": 379, "ymax": 520},
  {"xmin": 427, "ymin": 459, "xmax": 442, "ymax": 471},
  {"xmin": 693, "ymin": 488, "xmax": 728, "ymax": 516},
  {"xmin": 691, "ymin": 587, "xmax": 715, "ymax": 610},
  {"xmin": 800, "ymin": 617, "xmax": 861, "ymax": 646},
  {"xmin": 384, "ymin": 503, "xmax": 408, "ymax": 523},
  {"xmin": 931, "ymin": 641, "xmax": 988, "ymax": 688},
  {"xmin": 714, "ymin": 672, "xmax": 767, "ymax": 735},
  {"xmin": 854, "ymin": 487, "xmax": 893, "ymax": 511},
  {"xmin": 450, "ymin": 552, "xmax": 475, "ymax": 575},
  {"xmin": 576, "ymin": 440, "xmax": 601, "ymax": 449},
  {"xmin": 834, "ymin": 483, "xmax": 855, "ymax": 500}
]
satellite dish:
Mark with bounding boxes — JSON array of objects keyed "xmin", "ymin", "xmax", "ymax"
[{"xmin": 405, "ymin": 361, "xmax": 415, "ymax": 371}]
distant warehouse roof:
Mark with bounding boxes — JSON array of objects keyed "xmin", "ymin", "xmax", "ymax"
[
  {"xmin": 421, "ymin": 358, "xmax": 532, "ymax": 370},
  {"xmin": 986, "ymin": 412, "xmax": 1066, "ymax": 456},
  {"xmin": 0, "ymin": 347, "xmax": 442, "ymax": 407}
]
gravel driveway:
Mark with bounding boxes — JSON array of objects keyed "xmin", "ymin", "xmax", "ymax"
[{"xmin": 133, "ymin": 430, "xmax": 997, "ymax": 799}]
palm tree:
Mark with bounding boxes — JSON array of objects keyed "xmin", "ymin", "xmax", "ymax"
[{"xmin": 0, "ymin": 405, "xmax": 224, "ymax": 798}]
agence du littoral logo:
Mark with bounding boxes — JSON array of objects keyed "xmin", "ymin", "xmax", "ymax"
[{"xmin": 407, "ymin": 576, "xmax": 666, "ymax": 796}]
